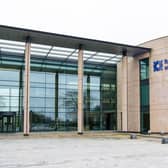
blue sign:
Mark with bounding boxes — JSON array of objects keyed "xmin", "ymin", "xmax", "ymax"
[{"xmin": 153, "ymin": 59, "xmax": 168, "ymax": 72}]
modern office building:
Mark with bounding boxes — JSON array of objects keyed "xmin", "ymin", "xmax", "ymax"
[{"xmin": 0, "ymin": 25, "xmax": 166, "ymax": 135}]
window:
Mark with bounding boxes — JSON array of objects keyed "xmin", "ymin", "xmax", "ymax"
[
  {"xmin": 140, "ymin": 59, "xmax": 149, "ymax": 80},
  {"xmin": 140, "ymin": 58, "xmax": 150, "ymax": 133}
]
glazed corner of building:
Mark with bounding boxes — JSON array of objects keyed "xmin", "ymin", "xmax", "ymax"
[{"xmin": 118, "ymin": 36, "xmax": 168, "ymax": 133}]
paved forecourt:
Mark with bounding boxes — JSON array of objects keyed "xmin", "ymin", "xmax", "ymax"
[{"xmin": 0, "ymin": 135, "xmax": 168, "ymax": 168}]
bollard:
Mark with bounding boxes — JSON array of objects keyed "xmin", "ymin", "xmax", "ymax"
[
  {"xmin": 160, "ymin": 130, "xmax": 165, "ymax": 136},
  {"xmin": 130, "ymin": 133, "xmax": 137, "ymax": 139},
  {"xmin": 161, "ymin": 137, "xmax": 168, "ymax": 144},
  {"xmin": 148, "ymin": 130, "xmax": 151, "ymax": 135}
]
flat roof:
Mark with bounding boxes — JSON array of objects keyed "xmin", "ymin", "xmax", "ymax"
[{"xmin": 0, "ymin": 25, "xmax": 151, "ymax": 56}]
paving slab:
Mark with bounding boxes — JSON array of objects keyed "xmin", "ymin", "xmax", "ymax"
[{"xmin": 0, "ymin": 135, "xmax": 167, "ymax": 168}]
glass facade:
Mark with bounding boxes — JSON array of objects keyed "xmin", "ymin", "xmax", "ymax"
[
  {"xmin": 30, "ymin": 71, "xmax": 56, "ymax": 131},
  {"xmin": 140, "ymin": 58, "xmax": 150, "ymax": 133},
  {"xmin": 0, "ymin": 69, "xmax": 22, "ymax": 132},
  {"xmin": 84, "ymin": 70, "xmax": 117, "ymax": 130},
  {"xmin": 0, "ymin": 51, "xmax": 117, "ymax": 132}
]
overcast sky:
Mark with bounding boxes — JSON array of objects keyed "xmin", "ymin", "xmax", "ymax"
[{"xmin": 0, "ymin": 0, "xmax": 168, "ymax": 45}]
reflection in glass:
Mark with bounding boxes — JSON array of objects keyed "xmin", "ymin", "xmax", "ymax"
[
  {"xmin": 30, "ymin": 71, "xmax": 56, "ymax": 131},
  {"xmin": 0, "ymin": 69, "xmax": 20, "ymax": 132},
  {"xmin": 0, "ymin": 58, "xmax": 117, "ymax": 132},
  {"xmin": 84, "ymin": 69, "xmax": 117, "ymax": 130}
]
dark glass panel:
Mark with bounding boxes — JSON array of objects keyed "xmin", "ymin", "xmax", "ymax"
[
  {"xmin": 86, "ymin": 113, "xmax": 100, "ymax": 130},
  {"xmin": 140, "ymin": 84, "xmax": 149, "ymax": 106},
  {"xmin": 140, "ymin": 58, "xmax": 150, "ymax": 133},
  {"xmin": 31, "ymin": 112, "xmax": 55, "ymax": 131},
  {"xmin": 140, "ymin": 59, "xmax": 149, "ymax": 80}
]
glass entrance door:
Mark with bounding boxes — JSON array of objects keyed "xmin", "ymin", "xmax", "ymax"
[
  {"xmin": 105, "ymin": 113, "xmax": 112, "ymax": 130},
  {"xmin": 104, "ymin": 113, "xmax": 117, "ymax": 130},
  {"xmin": 0, "ymin": 113, "xmax": 16, "ymax": 132},
  {"xmin": 141, "ymin": 112, "xmax": 150, "ymax": 133}
]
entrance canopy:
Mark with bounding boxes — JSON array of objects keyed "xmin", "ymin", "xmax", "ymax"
[{"xmin": 0, "ymin": 25, "xmax": 151, "ymax": 65}]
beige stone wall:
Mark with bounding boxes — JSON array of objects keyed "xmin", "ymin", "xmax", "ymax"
[
  {"xmin": 117, "ymin": 61, "xmax": 122, "ymax": 131},
  {"xmin": 117, "ymin": 52, "xmax": 149, "ymax": 132},
  {"xmin": 118, "ymin": 36, "xmax": 168, "ymax": 133},
  {"xmin": 140, "ymin": 36, "xmax": 168, "ymax": 132},
  {"xmin": 127, "ymin": 56, "xmax": 140, "ymax": 132},
  {"xmin": 117, "ymin": 57, "xmax": 128, "ymax": 131}
]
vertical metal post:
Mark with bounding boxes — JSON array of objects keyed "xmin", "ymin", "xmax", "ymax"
[
  {"xmin": 23, "ymin": 37, "xmax": 31, "ymax": 136},
  {"xmin": 86, "ymin": 75, "xmax": 90, "ymax": 130},
  {"xmin": 78, "ymin": 45, "xmax": 84, "ymax": 134},
  {"xmin": 18, "ymin": 69, "xmax": 23, "ymax": 131},
  {"xmin": 55, "ymin": 72, "xmax": 58, "ymax": 131},
  {"xmin": 100, "ymin": 77, "xmax": 103, "ymax": 130},
  {"xmin": 122, "ymin": 49, "xmax": 128, "ymax": 132}
]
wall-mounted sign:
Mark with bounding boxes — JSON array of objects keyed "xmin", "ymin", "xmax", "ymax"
[{"xmin": 153, "ymin": 59, "xmax": 168, "ymax": 72}]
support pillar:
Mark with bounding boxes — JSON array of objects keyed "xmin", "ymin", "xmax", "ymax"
[
  {"xmin": 121, "ymin": 52, "xmax": 128, "ymax": 132},
  {"xmin": 23, "ymin": 38, "xmax": 31, "ymax": 136},
  {"xmin": 77, "ymin": 45, "xmax": 84, "ymax": 134}
]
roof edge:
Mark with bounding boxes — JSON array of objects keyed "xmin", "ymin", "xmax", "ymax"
[
  {"xmin": 0, "ymin": 24, "xmax": 151, "ymax": 51},
  {"xmin": 139, "ymin": 35, "xmax": 168, "ymax": 46}
]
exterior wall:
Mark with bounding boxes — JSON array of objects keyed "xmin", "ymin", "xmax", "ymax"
[
  {"xmin": 127, "ymin": 56, "xmax": 140, "ymax": 132},
  {"xmin": 0, "ymin": 53, "xmax": 117, "ymax": 133},
  {"xmin": 117, "ymin": 53, "xmax": 149, "ymax": 132},
  {"xmin": 117, "ymin": 61, "xmax": 122, "ymax": 130},
  {"xmin": 118, "ymin": 36, "xmax": 168, "ymax": 133},
  {"xmin": 117, "ymin": 57, "xmax": 130, "ymax": 131},
  {"xmin": 120, "ymin": 56, "xmax": 128, "ymax": 131},
  {"xmin": 140, "ymin": 37, "xmax": 168, "ymax": 132}
]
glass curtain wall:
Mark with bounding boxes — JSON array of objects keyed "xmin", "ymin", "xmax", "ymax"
[
  {"xmin": 29, "ymin": 71, "xmax": 56, "ymax": 131},
  {"xmin": 84, "ymin": 69, "xmax": 117, "ymax": 130},
  {"xmin": 58, "ymin": 73, "xmax": 78, "ymax": 131},
  {"xmin": 84, "ymin": 76, "xmax": 101, "ymax": 130},
  {"xmin": 101, "ymin": 70, "xmax": 117, "ymax": 130},
  {"xmin": 0, "ymin": 51, "xmax": 117, "ymax": 132},
  {"xmin": 140, "ymin": 58, "xmax": 150, "ymax": 133},
  {"xmin": 0, "ymin": 69, "xmax": 22, "ymax": 132}
]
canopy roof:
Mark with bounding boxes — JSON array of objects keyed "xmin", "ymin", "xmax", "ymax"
[{"xmin": 0, "ymin": 25, "xmax": 151, "ymax": 65}]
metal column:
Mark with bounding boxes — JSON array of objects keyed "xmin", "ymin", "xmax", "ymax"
[
  {"xmin": 121, "ymin": 50, "xmax": 128, "ymax": 132},
  {"xmin": 23, "ymin": 37, "xmax": 31, "ymax": 136},
  {"xmin": 77, "ymin": 45, "xmax": 84, "ymax": 134}
]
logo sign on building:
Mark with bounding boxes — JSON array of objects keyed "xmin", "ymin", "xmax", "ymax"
[{"xmin": 153, "ymin": 59, "xmax": 168, "ymax": 72}]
